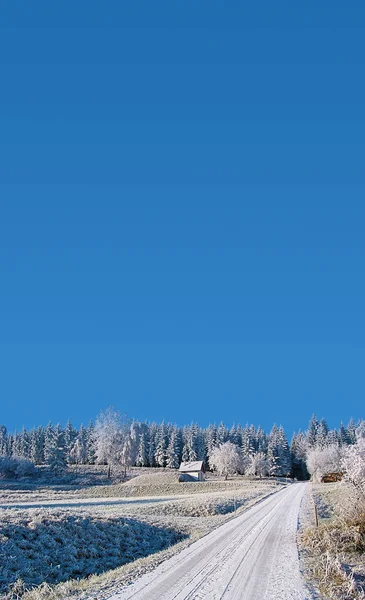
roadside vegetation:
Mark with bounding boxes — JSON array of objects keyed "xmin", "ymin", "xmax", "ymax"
[{"xmin": 300, "ymin": 432, "xmax": 365, "ymax": 600}]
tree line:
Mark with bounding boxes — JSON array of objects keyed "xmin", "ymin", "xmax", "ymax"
[{"xmin": 0, "ymin": 410, "xmax": 362, "ymax": 479}]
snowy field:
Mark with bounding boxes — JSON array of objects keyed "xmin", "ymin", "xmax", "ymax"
[{"xmin": 0, "ymin": 469, "xmax": 285, "ymax": 600}]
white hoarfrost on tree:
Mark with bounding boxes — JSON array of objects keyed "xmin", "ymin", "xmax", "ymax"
[
  {"xmin": 341, "ymin": 437, "xmax": 365, "ymax": 495},
  {"xmin": 245, "ymin": 452, "xmax": 269, "ymax": 478},
  {"xmin": 306, "ymin": 444, "xmax": 342, "ymax": 482},
  {"xmin": 95, "ymin": 407, "xmax": 137, "ymax": 477},
  {"xmin": 209, "ymin": 441, "xmax": 242, "ymax": 480}
]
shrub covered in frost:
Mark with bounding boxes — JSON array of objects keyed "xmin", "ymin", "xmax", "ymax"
[{"xmin": 0, "ymin": 457, "xmax": 37, "ymax": 479}]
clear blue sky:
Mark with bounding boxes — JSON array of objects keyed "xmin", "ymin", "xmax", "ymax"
[{"xmin": 1, "ymin": 1, "xmax": 365, "ymax": 435}]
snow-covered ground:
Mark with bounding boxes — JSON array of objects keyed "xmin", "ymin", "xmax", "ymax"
[
  {"xmin": 0, "ymin": 479, "xmax": 286, "ymax": 598},
  {"xmin": 0, "ymin": 495, "xmax": 185, "ymax": 510},
  {"xmin": 106, "ymin": 483, "xmax": 311, "ymax": 600}
]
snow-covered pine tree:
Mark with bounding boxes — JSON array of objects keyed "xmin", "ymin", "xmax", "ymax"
[
  {"xmin": 154, "ymin": 422, "xmax": 168, "ymax": 467},
  {"xmin": 188, "ymin": 423, "xmax": 199, "ymax": 461},
  {"xmin": 290, "ymin": 430, "xmax": 308, "ymax": 480},
  {"xmin": 64, "ymin": 420, "xmax": 77, "ymax": 463},
  {"xmin": 17, "ymin": 428, "xmax": 31, "ymax": 458},
  {"xmin": 46, "ymin": 424, "xmax": 67, "ymax": 475},
  {"xmin": 44, "ymin": 422, "xmax": 56, "ymax": 464},
  {"xmin": 77, "ymin": 424, "xmax": 88, "ymax": 463},
  {"xmin": 181, "ymin": 426, "xmax": 190, "ymax": 462},
  {"xmin": 256, "ymin": 426, "xmax": 268, "ymax": 454},
  {"xmin": 241, "ymin": 425, "xmax": 255, "ymax": 460},
  {"xmin": 0, "ymin": 425, "xmax": 8, "ymax": 456},
  {"xmin": 229, "ymin": 424, "xmax": 240, "ymax": 446},
  {"xmin": 217, "ymin": 422, "xmax": 229, "ymax": 446},
  {"xmin": 30, "ymin": 426, "xmax": 45, "ymax": 465},
  {"xmin": 166, "ymin": 426, "xmax": 180, "ymax": 469},
  {"xmin": 12, "ymin": 431, "xmax": 23, "ymax": 457},
  {"xmin": 307, "ymin": 414, "xmax": 319, "ymax": 448},
  {"xmin": 195, "ymin": 427, "xmax": 206, "ymax": 462},
  {"xmin": 70, "ymin": 434, "xmax": 87, "ymax": 465},
  {"xmin": 136, "ymin": 431, "xmax": 148, "ymax": 467},
  {"xmin": 267, "ymin": 425, "xmax": 292, "ymax": 477},
  {"xmin": 339, "ymin": 422, "xmax": 350, "ymax": 446},
  {"xmin": 316, "ymin": 418, "xmax": 329, "ymax": 449},
  {"xmin": 356, "ymin": 420, "xmax": 365, "ymax": 440},
  {"xmin": 148, "ymin": 423, "xmax": 158, "ymax": 467},
  {"xmin": 86, "ymin": 420, "xmax": 97, "ymax": 464},
  {"xmin": 205, "ymin": 424, "xmax": 218, "ymax": 470},
  {"xmin": 327, "ymin": 429, "xmax": 339, "ymax": 445},
  {"xmin": 182, "ymin": 423, "xmax": 201, "ymax": 462},
  {"xmin": 347, "ymin": 418, "xmax": 357, "ymax": 445}
]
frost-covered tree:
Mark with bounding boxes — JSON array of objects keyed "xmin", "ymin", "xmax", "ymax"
[
  {"xmin": 120, "ymin": 422, "xmax": 139, "ymax": 476},
  {"xmin": 136, "ymin": 431, "xmax": 149, "ymax": 467},
  {"xmin": 181, "ymin": 423, "xmax": 201, "ymax": 462},
  {"xmin": 356, "ymin": 421, "xmax": 365, "ymax": 440},
  {"xmin": 290, "ymin": 431, "xmax": 308, "ymax": 480},
  {"xmin": 181, "ymin": 426, "xmax": 190, "ymax": 463},
  {"xmin": 241, "ymin": 425, "xmax": 256, "ymax": 459},
  {"xmin": 256, "ymin": 426, "xmax": 268, "ymax": 454},
  {"xmin": 217, "ymin": 422, "xmax": 229, "ymax": 446},
  {"xmin": 166, "ymin": 426, "xmax": 181, "ymax": 469},
  {"xmin": 86, "ymin": 420, "xmax": 97, "ymax": 464},
  {"xmin": 341, "ymin": 437, "xmax": 365, "ymax": 496},
  {"xmin": 205, "ymin": 424, "xmax": 218, "ymax": 469},
  {"xmin": 30, "ymin": 426, "xmax": 45, "ymax": 465},
  {"xmin": 69, "ymin": 425, "xmax": 88, "ymax": 465},
  {"xmin": 307, "ymin": 414, "xmax": 319, "ymax": 448},
  {"xmin": 46, "ymin": 424, "xmax": 67, "ymax": 475},
  {"xmin": 229, "ymin": 424, "xmax": 240, "ymax": 446},
  {"xmin": 64, "ymin": 420, "xmax": 77, "ymax": 463},
  {"xmin": 327, "ymin": 429, "xmax": 339, "ymax": 446},
  {"xmin": 155, "ymin": 422, "xmax": 168, "ymax": 467},
  {"xmin": 267, "ymin": 425, "xmax": 291, "ymax": 477},
  {"xmin": 347, "ymin": 418, "xmax": 357, "ymax": 445},
  {"xmin": 209, "ymin": 442, "xmax": 242, "ymax": 480},
  {"xmin": 195, "ymin": 427, "xmax": 206, "ymax": 463},
  {"xmin": 316, "ymin": 419, "xmax": 329, "ymax": 449},
  {"xmin": 148, "ymin": 423, "xmax": 158, "ymax": 467},
  {"xmin": 70, "ymin": 435, "xmax": 87, "ymax": 465},
  {"xmin": 0, "ymin": 425, "xmax": 8, "ymax": 456},
  {"xmin": 306, "ymin": 445, "xmax": 342, "ymax": 483},
  {"xmin": 44, "ymin": 422, "xmax": 56, "ymax": 464},
  {"xmin": 339, "ymin": 422, "xmax": 351, "ymax": 446},
  {"xmin": 246, "ymin": 452, "xmax": 269, "ymax": 478},
  {"xmin": 95, "ymin": 407, "xmax": 131, "ymax": 476}
]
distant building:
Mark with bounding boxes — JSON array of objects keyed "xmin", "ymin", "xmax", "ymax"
[
  {"xmin": 178, "ymin": 461, "xmax": 205, "ymax": 482},
  {"xmin": 321, "ymin": 472, "xmax": 343, "ymax": 483}
]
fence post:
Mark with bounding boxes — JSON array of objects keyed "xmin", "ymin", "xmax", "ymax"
[{"xmin": 311, "ymin": 483, "xmax": 319, "ymax": 528}]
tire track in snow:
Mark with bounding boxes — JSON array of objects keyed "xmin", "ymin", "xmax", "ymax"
[{"xmin": 108, "ymin": 484, "xmax": 311, "ymax": 600}]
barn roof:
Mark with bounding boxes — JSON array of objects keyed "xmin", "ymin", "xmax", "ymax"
[{"xmin": 179, "ymin": 461, "xmax": 205, "ymax": 473}]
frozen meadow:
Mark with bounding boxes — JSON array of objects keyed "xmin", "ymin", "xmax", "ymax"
[{"xmin": 0, "ymin": 469, "xmax": 284, "ymax": 599}]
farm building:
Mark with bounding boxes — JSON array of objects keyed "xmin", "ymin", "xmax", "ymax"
[
  {"xmin": 179, "ymin": 461, "xmax": 205, "ymax": 482},
  {"xmin": 321, "ymin": 472, "xmax": 343, "ymax": 483}
]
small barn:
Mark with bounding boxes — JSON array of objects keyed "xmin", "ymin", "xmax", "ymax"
[
  {"xmin": 179, "ymin": 461, "xmax": 205, "ymax": 482},
  {"xmin": 321, "ymin": 472, "xmax": 343, "ymax": 483}
]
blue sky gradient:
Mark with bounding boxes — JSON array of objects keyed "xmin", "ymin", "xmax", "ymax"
[{"xmin": 1, "ymin": 1, "xmax": 365, "ymax": 434}]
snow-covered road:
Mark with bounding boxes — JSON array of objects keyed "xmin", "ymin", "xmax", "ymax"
[{"xmin": 108, "ymin": 483, "xmax": 310, "ymax": 600}]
